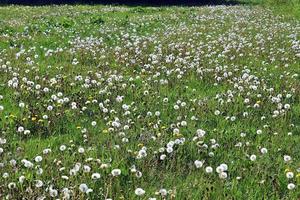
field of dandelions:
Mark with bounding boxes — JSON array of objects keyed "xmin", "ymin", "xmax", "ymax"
[{"xmin": 0, "ymin": 4, "xmax": 299, "ymax": 199}]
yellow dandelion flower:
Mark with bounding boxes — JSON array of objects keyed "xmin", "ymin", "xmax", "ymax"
[
  {"xmin": 103, "ymin": 129, "xmax": 108, "ymax": 133},
  {"xmin": 285, "ymin": 168, "xmax": 291, "ymax": 173},
  {"xmin": 173, "ymin": 133, "xmax": 182, "ymax": 137},
  {"xmin": 138, "ymin": 143, "xmax": 144, "ymax": 147}
]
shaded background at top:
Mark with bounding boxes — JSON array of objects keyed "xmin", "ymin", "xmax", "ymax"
[{"xmin": 0, "ymin": 0, "xmax": 241, "ymax": 6}]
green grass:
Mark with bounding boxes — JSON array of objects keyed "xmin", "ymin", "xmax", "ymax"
[
  {"xmin": 0, "ymin": 4, "xmax": 299, "ymax": 200},
  {"xmin": 237, "ymin": 0, "xmax": 300, "ymax": 19}
]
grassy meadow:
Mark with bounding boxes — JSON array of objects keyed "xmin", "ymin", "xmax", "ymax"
[
  {"xmin": 0, "ymin": 3, "xmax": 300, "ymax": 200},
  {"xmin": 238, "ymin": 0, "xmax": 300, "ymax": 19}
]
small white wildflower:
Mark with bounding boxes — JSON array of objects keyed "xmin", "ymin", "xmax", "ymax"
[
  {"xmin": 60, "ymin": 145, "xmax": 66, "ymax": 151},
  {"xmin": 205, "ymin": 166, "xmax": 213, "ymax": 173},
  {"xmin": 111, "ymin": 169, "xmax": 121, "ymax": 176},
  {"xmin": 159, "ymin": 189, "xmax": 167, "ymax": 196},
  {"xmin": 19, "ymin": 176, "xmax": 25, "ymax": 183},
  {"xmin": 91, "ymin": 121, "xmax": 97, "ymax": 126},
  {"xmin": 35, "ymin": 180, "xmax": 43, "ymax": 188},
  {"xmin": 194, "ymin": 160, "xmax": 203, "ymax": 168},
  {"xmin": 91, "ymin": 173, "xmax": 101, "ymax": 180},
  {"xmin": 78, "ymin": 147, "xmax": 85, "ymax": 154},
  {"xmin": 219, "ymin": 172, "xmax": 228, "ymax": 179},
  {"xmin": 260, "ymin": 148, "xmax": 268, "ymax": 154},
  {"xmin": 49, "ymin": 188, "xmax": 58, "ymax": 197},
  {"xmin": 284, "ymin": 155, "xmax": 292, "ymax": 162},
  {"xmin": 286, "ymin": 172, "xmax": 294, "ymax": 179},
  {"xmin": 79, "ymin": 183, "xmax": 88, "ymax": 193},
  {"xmin": 250, "ymin": 154, "xmax": 257, "ymax": 161},
  {"xmin": 135, "ymin": 188, "xmax": 145, "ymax": 196},
  {"xmin": 287, "ymin": 183, "xmax": 295, "ymax": 190},
  {"xmin": 35, "ymin": 156, "xmax": 42, "ymax": 163}
]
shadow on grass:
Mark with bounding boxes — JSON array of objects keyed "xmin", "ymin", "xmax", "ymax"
[{"xmin": 1, "ymin": 0, "xmax": 245, "ymax": 6}]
